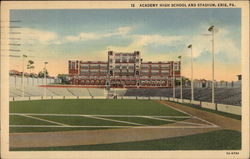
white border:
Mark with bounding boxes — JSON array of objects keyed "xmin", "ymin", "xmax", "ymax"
[{"xmin": 1, "ymin": 1, "xmax": 249, "ymax": 159}]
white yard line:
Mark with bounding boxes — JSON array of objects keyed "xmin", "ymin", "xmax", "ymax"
[
  {"xmin": 81, "ymin": 115, "xmax": 145, "ymax": 126},
  {"xmin": 10, "ymin": 125, "xmax": 217, "ymax": 129},
  {"xmin": 10, "ymin": 125, "xmax": 135, "ymax": 128},
  {"xmin": 19, "ymin": 114, "xmax": 69, "ymax": 126},
  {"xmin": 10, "ymin": 113, "xmax": 190, "ymax": 118},
  {"xmin": 142, "ymin": 116, "xmax": 209, "ymax": 126},
  {"xmin": 10, "ymin": 125, "xmax": 60, "ymax": 127}
]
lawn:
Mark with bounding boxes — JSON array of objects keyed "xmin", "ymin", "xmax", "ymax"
[
  {"xmin": 10, "ymin": 99, "xmax": 188, "ymax": 116},
  {"xmin": 10, "ymin": 99, "xmax": 188, "ymax": 133}
]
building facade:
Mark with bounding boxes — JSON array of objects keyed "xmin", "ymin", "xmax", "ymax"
[{"xmin": 68, "ymin": 51, "xmax": 181, "ymax": 88}]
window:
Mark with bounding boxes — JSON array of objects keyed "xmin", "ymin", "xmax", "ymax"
[
  {"xmin": 151, "ymin": 70, "xmax": 159, "ymax": 73},
  {"xmin": 161, "ymin": 70, "xmax": 169, "ymax": 73},
  {"xmin": 80, "ymin": 70, "xmax": 89, "ymax": 74}
]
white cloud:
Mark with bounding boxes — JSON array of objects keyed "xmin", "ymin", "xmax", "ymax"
[
  {"xmin": 65, "ymin": 26, "xmax": 132, "ymax": 42},
  {"xmin": 19, "ymin": 25, "xmax": 240, "ymax": 63},
  {"xmin": 20, "ymin": 28, "xmax": 59, "ymax": 45},
  {"xmin": 105, "ymin": 34, "xmax": 184, "ymax": 52},
  {"xmin": 115, "ymin": 26, "xmax": 132, "ymax": 36},
  {"xmin": 134, "ymin": 34, "xmax": 183, "ymax": 46},
  {"xmin": 184, "ymin": 25, "xmax": 240, "ymax": 59},
  {"xmin": 65, "ymin": 32, "xmax": 101, "ymax": 42}
]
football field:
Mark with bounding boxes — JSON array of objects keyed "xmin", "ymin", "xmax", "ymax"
[
  {"xmin": 10, "ymin": 99, "xmax": 216, "ymax": 133},
  {"xmin": 9, "ymin": 99, "xmax": 241, "ymax": 150}
]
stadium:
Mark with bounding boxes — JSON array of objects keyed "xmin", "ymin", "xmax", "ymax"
[{"xmin": 9, "ymin": 53, "xmax": 242, "ymax": 151}]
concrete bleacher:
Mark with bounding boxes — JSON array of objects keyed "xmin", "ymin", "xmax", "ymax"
[
  {"xmin": 9, "ymin": 86, "xmax": 107, "ymax": 97},
  {"xmin": 26, "ymin": 86, "xmax": 56, "ymax": 96},
  {"xmin": 9, "ymin": 82, "xmax": 241, "ymax": 106},
  {"xmin": 115, "ymin": 89, "xmax": 127, "ymax": 96},
  {"xmin": 46, "ymin": 87, "xmax": 73, "ymax": 96},
  {"xmin": 88, "ymin": 88, "xmax": 105, "ymax": 97},
  {"xmin": 9, "ymin": 86, "xmax": 56, "ymax": 97},
  {"xmin": 9, "ymin": 87, "xmax": 33, "ymax": 97},
  {"xmin": 67, "ymin": 88, "xmax": 91, "ymax": 97},
  {"xmin": 9, "ymin": 87, "xmax": 21, "ymax": 97},
  {"xmin": 125, "ymin": 87, "xmax": 241, "ymax": 106}
]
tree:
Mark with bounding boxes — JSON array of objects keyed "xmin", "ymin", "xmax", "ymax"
[
  {"xmin": 27, "ymin": 60, "xmax": 35, "ymax": 76},
  {"xmin": 57, "ymin": 74, "xmax": 69, "ymax": 84},
  {"xmin": 38, "ymin": 70, "xmax": 48, "ymax": 78},
  {"xmin": 182, "ymin": 77, "xmax": 191, "ymax": 87}
]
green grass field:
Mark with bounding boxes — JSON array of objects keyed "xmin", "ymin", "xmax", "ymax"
[
  {"xmin": 10, "ymin": 130, "xmax": 241, "ymax": 151},
  {"xmin": 10, "ymin": 99, "xmax": 187, "ymax": 116},
  {"xmin": 9, "ymin": 99, "xmax": 241, "ymax": 151},
  {"xmin": 10, "ymin": 99, "xmax": 188, "ymax": 133}
]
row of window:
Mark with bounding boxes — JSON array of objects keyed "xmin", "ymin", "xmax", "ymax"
[
  {"xmin": 114, "ymin": 66, "xmax": 134, "ymax": 69},
  {"xmin": 141, "ymin": 70, "xmax": 169, "ymax": 73},
  {"xmin": 141, "ymin": 64, "xmax": 170, "ymax": 67}
]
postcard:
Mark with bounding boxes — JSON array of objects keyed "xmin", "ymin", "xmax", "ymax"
[{"xmin": 1, "ymin": 1, "xmax": 249, "ymax": 159}]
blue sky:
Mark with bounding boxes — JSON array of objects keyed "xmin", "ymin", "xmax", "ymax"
[{"xmin": 10, "ymin": 8, "xmax": 241, "ymax": 81}]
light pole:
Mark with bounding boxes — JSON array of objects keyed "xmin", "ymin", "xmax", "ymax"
[
  {"xmin": 188, "ymin": 44, "xmax": 194, "ymax": 101},
  {"xmin": 178, "ymin": 56, "xmax": 182, "ymax": 100},
  {"xmin": 172, "ymin": 61, "xmax": 175, "ymax": 98},
  {"xmin": 208, "ymin": 26, "xmax": 215, "ymax": 103},
  {"xmin": 21, "ymin": 54, "xmax": 27, "ymax": 97},
  {"xmin": 44, "ymin": 62, "xmax": 48, "ymax": 98}
]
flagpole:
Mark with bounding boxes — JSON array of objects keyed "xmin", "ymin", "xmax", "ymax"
[
  {"xmin": 173, "ymin": 61, "xmax": 175, "ymax": 98},
  {"xmin": 179, "ymin": 56, "xmax": 183, "ymax": 100},
  {"xmin": 208, "ymin": 26, "xmax": 215, "ymax": 103},
  {"xmin": 22, "ymin": 55, "xmax": 24, "ymax": 97},
  {"xmin": 44, "ymin": 62, "xmax": 48, "ymax": 98},
  {"xmin": 188, "ymin": 45, "xmax": 194, "ymax": 101},
  {"xmin": 21, "ymin": 54, "xmax": 27, "ymax": 97}
]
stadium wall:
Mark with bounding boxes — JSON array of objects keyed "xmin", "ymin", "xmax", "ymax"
[
  {"xmin": 217, "ymin": 103, "xmax": 241, "ymax": 115},
  {"xmin": 201, "ymin": 102, "xmax": 216, "ymax": 110}
]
